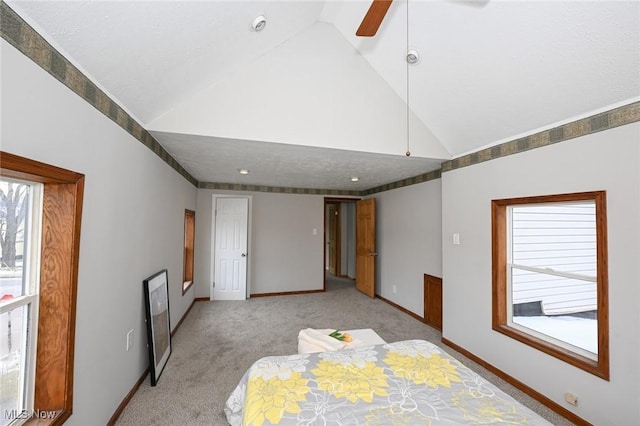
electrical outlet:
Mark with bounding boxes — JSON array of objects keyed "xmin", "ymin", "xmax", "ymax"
[
  {"xmin": 392, "ymin": 285, "xmax": 397, "ymax": 294},
  {"xmin": 565, "ymin": 392, "xmax": 578, "ymax": 406},
  {"xmin": 126, "ymin": 329, "xmax": 134, "ymax": 351}
]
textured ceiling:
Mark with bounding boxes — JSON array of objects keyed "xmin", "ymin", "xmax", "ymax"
[
  {"xmin": 5, "ymin": 0, "xmax": 639, "ymax": 190},
  {"xmin": 152, "ymin": 131, "xmax": 443, "ymax": 190}
]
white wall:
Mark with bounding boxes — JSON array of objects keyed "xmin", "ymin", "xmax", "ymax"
[
  {"xmin": 195, "ymin": 190, "xmax": 325, "ymax": 297},
  {"xmin": 340, "ymin": 203, "xmax": 348, "ymax": 275},
  {"xmin": 325, "ymin": 203, "xmax": 330, "ymax": 270},
  {"xmin": 347, "ymin": 203, "xmax": 356, "ymax": 279},
  {"xmin": 374, "ymin": 180, "xmax": 443, "ymax": 317},
  {"xmin": 441, "ymin": 123, "xmax": 640, "ymax": 425},
  {"xmin": 1, "ymin": 41, "xmax": 197, "ymax": 425},
  {"xmin": 148, "ymin": 22, "xmax": 450, "ymax": 160},
  {"xmin": 340, "ymin": 202, "xmax": 356, "ymax": 279}
]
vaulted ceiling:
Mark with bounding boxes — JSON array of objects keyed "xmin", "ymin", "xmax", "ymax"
[{"xmin": 6, "ymin": 0, "xmax": 639, "ymax": 190}]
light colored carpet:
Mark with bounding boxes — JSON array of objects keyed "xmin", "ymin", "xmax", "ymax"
[{"xmin": 115, "ymin": 275, "xmax": 573, "ymax": 425}]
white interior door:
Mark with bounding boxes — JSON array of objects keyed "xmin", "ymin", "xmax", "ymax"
[{"xmin": 213, "ymin": 197, "xmax": 248, "ymax": 300}]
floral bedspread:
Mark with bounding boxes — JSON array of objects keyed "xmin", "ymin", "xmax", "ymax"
[{"xmin": 225, "ymin": 339, "xmax": 551, "ymax": 426}]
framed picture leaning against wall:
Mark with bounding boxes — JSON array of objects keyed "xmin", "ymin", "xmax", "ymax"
[{"xmin": 143, "ymin": 269, "xmax": 172, "ymax": 386}]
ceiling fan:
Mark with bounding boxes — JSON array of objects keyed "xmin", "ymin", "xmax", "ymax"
[
  {"xmin": 356, "ymin": 0, "xmax": 489, "ymax": 36},
  {"xmin": 356, "ymin": 0, "xmax": 393, "ymax": 37}
]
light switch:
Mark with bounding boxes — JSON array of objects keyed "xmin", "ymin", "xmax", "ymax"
[
  {"xmin": 453, "ymin": 233, "xmax": 460, "ymax": 245},
  {"xmin": 312, "ymin": 228, "xmax": 318, "ymax": 236},
  {"xmin": 126, "ymin": 329, "xmax": 134, "ymax": 351}
]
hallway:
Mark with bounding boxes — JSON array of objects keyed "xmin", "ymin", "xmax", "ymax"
[{"xmin": 325, "ymin": 271, "xmax": 355, "ymax": 292}]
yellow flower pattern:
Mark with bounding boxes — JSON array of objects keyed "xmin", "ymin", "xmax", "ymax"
[
  {"xmin": 384, "ymin": 352, "xmax": 462, "ymax": 388},
  {"xmin": 243, "ymin": 372, "xmax": 309, "ymax": 426},
  {"xmin": 312, "ymin": 360, "xmax": 389, "ymax": 403},
  {"xmin": 365, "ymin": 407, "xmax": 433, "ymax": 426},
  {"xmin": 451, "ymin": 390, "xmax": 529, "ymax": 424},
  {"xmin": 226, "ymin": 341, "xmax": 551, "ymax": 426}
]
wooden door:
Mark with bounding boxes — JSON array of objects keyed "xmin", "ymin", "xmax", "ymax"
[{"xmin": 356, "ymin": 198, "xmax": 376, "ymax": 297}]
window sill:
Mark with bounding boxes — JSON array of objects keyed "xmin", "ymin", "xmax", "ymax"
[
  {"xmin": 182, "ymin": 280, "xmax": 194, "ymax": 295},
  {"xmin": 493, "ymin": 324, "xmax": 608, "ymax": 380},
  {"xmin": 24, "ymin": 409, "xmax": 67, "ymax": 426}
]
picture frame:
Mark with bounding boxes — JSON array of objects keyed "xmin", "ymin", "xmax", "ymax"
[{"xmin": 143, "ymin": 269, "xmax": 172, "ymax": 386}]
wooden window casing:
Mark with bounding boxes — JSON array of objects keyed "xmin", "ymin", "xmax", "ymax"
[
  {"xmin": 182, "ymin": 209, "xmax": 195, "ymax": 294},
  {"xmin": 492, "ymin": 191, "xmax": 609, "ymax": 380},
  {"xmin": 1, "ymin": 151, "xmax": 84, "ymax": 424}
]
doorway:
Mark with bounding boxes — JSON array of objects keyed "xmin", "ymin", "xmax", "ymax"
[
  {"xmin": 210, "ymin": 195, "xmax": 252, "ymax": 300},
  {"xmin": 324, "ymin": 198, "xmax": 358, "ymax": 291}
]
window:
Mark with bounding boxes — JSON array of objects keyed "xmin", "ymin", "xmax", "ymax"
[
  {"xmin": 492, "ymin": 191, "xmax": 609, "ymax": 379},
  {"xmin": 182, "ymin": 209, "xmax": 195, "ymax": 294},
  {"xmin": 1, "ymin": 151, "xmax": 84, "ymax": 424},
  {"xmin": 1, "ymin": 178, "xmax": 42, "ymax": 426}
]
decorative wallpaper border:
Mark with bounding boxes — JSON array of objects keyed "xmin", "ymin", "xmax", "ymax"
[
  {"xmin": 0, "ymin": 1, "xmax": 198, "ymax": 187},
  {"xmin": 198, "ymin": 170, "xmax": 443, "ymax": 196},
  {"xmin": 0, "ymin": 0, "xmax": 435, "ymax": 197},
  {"xmin": 3, "ymin": 1, "xmax": 638, "ymax": 196},
  {"xmin": 362, "ymin": 169, "xmax": 442, "ymax": 196},
  {"xmin": 441, "ymin": 101, "xmax": 640, "ymax": 173},
  {"xmin": 362, "ymin": 100, "xmax": 640, "ymax": 194},
  {"xmin": 198, "ymin": 181, "xmax": 361, "ymax": 197}
]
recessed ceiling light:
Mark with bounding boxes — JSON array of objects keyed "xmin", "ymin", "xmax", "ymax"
[
  {"xmin": 238, "ymin": 169, "xmax": 250, "ymax": 175},
  {"xmin": 351, "ymin": 177, "xmax": 359, "ymax": 182},
  {"xmin": 251, "ymin": 15, "xmax": 267, "ymax": 32}
]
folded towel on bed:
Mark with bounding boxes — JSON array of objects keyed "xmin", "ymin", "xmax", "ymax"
[{"xmin": 298, "ymin": 328, "xmax": 346, "ymax": 353}]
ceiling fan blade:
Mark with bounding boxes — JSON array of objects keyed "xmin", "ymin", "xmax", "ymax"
[{"xmin": 356, "ymin": 0, "xmax": 393, "ymax": 37}]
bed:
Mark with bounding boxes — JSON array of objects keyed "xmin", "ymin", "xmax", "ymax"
[{"xmin": 225, "ymin": 339, "xmax": 552, "ymax": 425}]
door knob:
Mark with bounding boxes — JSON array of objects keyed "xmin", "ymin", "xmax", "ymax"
[
  {"xmin": 369, "ymin": 252, "xmax": 378, "ymax": 256},
  {"xmin": 241, "ymin": 253, "xmax": 247, "ymax": 257}
]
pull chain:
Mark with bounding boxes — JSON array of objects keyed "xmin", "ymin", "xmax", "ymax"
[{"xmin": 406, "ymin": 0, "xmax": 411, "ymax": 157}]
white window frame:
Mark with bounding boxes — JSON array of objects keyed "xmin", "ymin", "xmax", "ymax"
[
  {"xmin": 505, "ymin": 200, "xmax": 598, "ymax": 360},
  {"xmin": 0, "ymin": 178, "xmax": 42, "ymax": 425}
]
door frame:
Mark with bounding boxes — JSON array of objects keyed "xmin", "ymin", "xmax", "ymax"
[
  {"xmin": 327, "ymin": 202, "xmax": 341, "ymax": 276},
  {"xmin": 323, "ymin": 197, "xmax": 360, "ymax": 291},
  {"xmin": 210, "ymin": 194, "xmax": 253, "ymax": 300}
]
